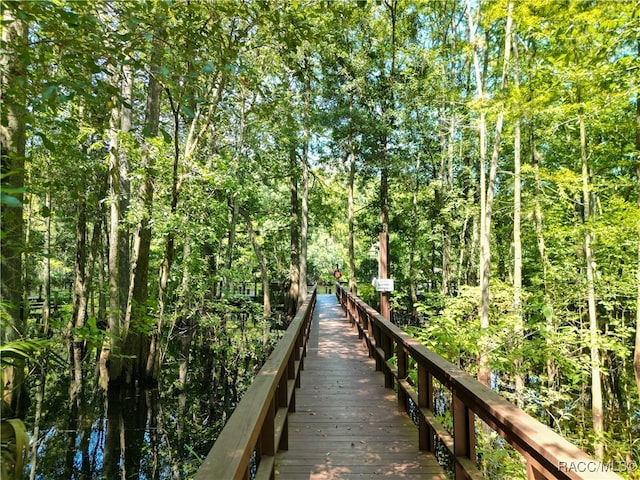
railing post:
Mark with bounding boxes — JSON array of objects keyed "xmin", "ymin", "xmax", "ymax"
[
  {"xmin": 525, "ymin": 454, "xmax": 548, "ymax": 480},
  {"xmin": 418, "ymin": 363, "xmax": 434, "ymax": 452},
  {"xmin": 278, "ymin": 371, "xmax": 290, "ymax": 450},
  {"xmin": 397, "ymin": 345, "xmax": 408, "ymax": 413},
  {"xmin": 288, "ymin": 353, "xmax": 297, "ymax": 411},
  {"xmin": 453, "ymin": 390, "xmax": 476, "ymax": 479},
  {"xmin": 382, "ymin": 332, "xmax": 394, "ymax": 388},
  {"xmin": 372, "ymin": 323, "xmax": 382, "ymax": 371},
  {"xmin": 261, "ymin": 398, "xmax": 275, "ymax": 456},
  {"xmin": 354, "ymin": 303, "xmax": 361, "ymax": 338},
  {"xmin": 367, "ymin": 310, "xmax": 375, "ymax": 359},
  {"xmin": 294, "ymin": 328, "xmax": 303, "ymax": 385}
]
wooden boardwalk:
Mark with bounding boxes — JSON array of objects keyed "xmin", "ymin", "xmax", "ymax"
[{"xmin": 275, "ymin": 294, "xmax": 447, "ymax": 480}]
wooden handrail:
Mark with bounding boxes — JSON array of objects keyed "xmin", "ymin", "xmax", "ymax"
[
  {"xmin": 195, "ymin": 286, "xmax": 317, "ymax": 480},
  {"xmin": 336, "ymin": 283, "xmax": 622, "ymax": 480}
]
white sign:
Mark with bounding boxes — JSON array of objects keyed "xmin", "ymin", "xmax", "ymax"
[{"xmin": 374, "ymin": 278, "xmax": 394, "ymax": 292}]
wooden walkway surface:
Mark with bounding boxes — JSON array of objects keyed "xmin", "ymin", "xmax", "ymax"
[{"xmin": 275, "ymin": 294, "xmax": 447, "ymax": 480}]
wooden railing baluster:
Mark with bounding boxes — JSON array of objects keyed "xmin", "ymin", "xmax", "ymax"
[
  {"xmin": 418, "ymin": 363, "xmax": 434, "ymax": 452},
  {"xmin": 397, "ymin": 344, "xmax": 408, "ymax": 413}
]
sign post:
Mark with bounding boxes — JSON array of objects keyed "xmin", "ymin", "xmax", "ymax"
[{"xmin": 379, "ymin": 231, "xmax": 390, "ymax": 320}]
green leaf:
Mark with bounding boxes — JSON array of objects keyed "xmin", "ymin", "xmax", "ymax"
[
  {"xmin": 0, "ymin": 339, "xmax": 50, "ymax": 365},
  {"xmin": 42, "ymin": 84, "xmax": 57, "ymax": 99},
  {"xmin": 160, "ymin": 127, "xmax": 172, "ymax": 143},
  {"xmin": 0, "ymin": 193, "xmax": 22, "ymax": 207},
  {"xmin": 2, "ymin": 418, "xmax": 29, "ymax": 479},
  {"xmin": 39, "ymin": 133, "xmax": 56, "ymax": 151},
  {"xmin": 180, "ymin": 105, "xmax": 195, "ymax": 119},
  {"xmin": 201, "ymin": 60, "xmax": 215, "ymax": 73}
]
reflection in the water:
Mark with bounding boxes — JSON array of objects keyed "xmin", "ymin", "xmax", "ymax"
[{"xmin": 25, "ymin": 301, "xmax": 285, "ymax": 479}]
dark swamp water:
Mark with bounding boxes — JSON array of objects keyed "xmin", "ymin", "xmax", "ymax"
[
  {"xmin": 25, "ymin": 383, "xmax": 224, "ymax": 479},
  {"xmin": 22, "ymin": 297, "xmax": 287, "ymax": 479}
]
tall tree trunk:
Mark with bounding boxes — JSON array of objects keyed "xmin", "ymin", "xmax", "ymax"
[
  {"xmin": 1, "ymin": 5, "xmax": 28, "ymax": 417},
  {"xmin": 438, "ymin": 102, "xmax": 454, "ymax": 296},
  {"xmin": 28, "ymin": 364, "xmax": 46, "ymax": 480},
  {"xmin": 469, "ymin": 0, "xmax": 512, "ymax": 387},
  {"xmin": 512, "ymin": 27, "xmax": 524, "ymax": 408},
  {"xmin": 150, "ymin": 74, "xmax": 225, "ymax": 380},
  {"xmin": 465, "ymin": 0, "xmax": 487, "ymax": 367},
  {"xmin": 243, "ymin": 210, "xmax": 271, "ymax": 317},
  {"xmin": 579, "ymin": 108, "xmax": 603, "ymax": 459},
  {"xmin": 68, "ymin": 196, "xmax": 88, "ymax": 409},
  {"xmin": 299, "ymin": 56, "xmax": 311, "ymax": 304},
  {"xmin": 100, "ymin": 76, "xmax": 123, "ymax": 389},
  {"xmin": 22, "ymin": 190, "xmax": 32, "ymax": 336},
  {"xmin": 443, "ymin": 60, "xmax": 456, "ymax": 291},
  {"xmin": 347, "ymin": 159, "xmax": 356, "ymax": 292},
  {"xmin": 157, "ymin": 92, "xmax": 181, "ymax": 318},
  {"xmin": 409, "ymin": 155, "xmax": 421, "ymax": 322},
  {"xmin": 467, "ymin": 0, "xmax": 513, "ymax": 386},
  {"xmin": 347, "ymin": 101, "xmax": 357, "ymax": 294},
  {"xmin": 287, "ymin": 146, "xmax": 300, "ymax": 318},
  {"xmin": 299, "ymin": 159, "xmax": 309, "ymax": 304},
  {"xmin": 149, "ymin": 95, "xmax": 180, "ymax": 382},
  {"xmin": 225, "ymin": 194, "xmax": 240, "ymax": 290},
  {"xmin": 531, "ymin": 126, "xmax": 557, "ymax": 423},
  {"xmin": 376, "ymin": 0, "xmax": 397, "ymax": 321},
  {"xmin": 43, "ymin": 168, "xmax": 52, "ymax": 334},
  {"xmin": 124, "ymin": 35, "xmax": 162, "ymax": 385},
  {"xmin": 634, "ymin": 40, "xmax": 640, "ymax": 400},
  {"xmin": 177, "ymin": 237, "xmax": 194, "ymax": 391},
  {"xmin": 118, "ymin": 63, "xmax": 133, "ymax": 321}
]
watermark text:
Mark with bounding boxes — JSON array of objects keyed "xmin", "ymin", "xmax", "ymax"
[{"xmin": 558, "ymin": 460, "xmax": 638, "ymax": 474}]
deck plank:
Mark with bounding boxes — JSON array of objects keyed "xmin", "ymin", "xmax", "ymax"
[{"xmin": 275, "ymin": 294, "xmax": 447, "ymax": 480}]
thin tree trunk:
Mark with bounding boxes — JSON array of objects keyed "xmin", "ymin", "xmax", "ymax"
[
  {"xmin": 43, "ymin": 170, "xmax": 52, "ymax": 334},
  {"xmin": 347, "ymin": 168, "xmax": 355, "ymax": 288},
  {"xmin": 531, "ymin": 128, "xmax": 556, "ymax": 419},
  {"xmin": 124, "ymin": 36, "xmax": 162, "ymax": 385},
  {"xmin": 118, "ymin": 63, "xmax": 132, "ymax": 321},
  {"xmin": 467, "ymin": 0, "xmax": 512, "ymax": 387},
  {"xmin": 347, "ymin": 102, "xmax": 357, "ymax": 294},
  {"xmin": 380, "ymin": 0, "xmax": 395, "ymax": 238},
  {"xmin": 299, "ymin": 159, "xmax": 309, "ymax": 304},
  {"xmin": 150, "ymin": 90, "xmax": 181, "ymax": 382},
  {"xmin": 100, "ymin": 78, "xmax": 123, "ymax": 389},
  {"xmin": 68, "ymin": 196, "xmax": 88, "ymax": 408},
  {"xmin": 225, "ymin": 194, "xmax": 240, "ymax": 290},
  {"xmin": 409, "ymin": 148, "xmax": 421, "ymax": 320},
  {"xmin": 1, "ymin": 5, "xmax": 28, "ymax": 416},
  {"xmin": 299, "ymin": 56, "xmax": 311, "ymax": 304},
  {"xmin": 634, "ymin": 40, "xmax": 640, "ymax": 400},
  {"xmin": 482, "ymin": 8, "xmax": 512, "ymax": 386},
  {"xmin": 512, "ymin": 27, "xmax": 524, "ymax": 408},
  {"xmin": 243, "ymin": 210, "xmax": 271, "ymax": 317},
  {"xmin": 22, "ymin": 189, "xmax": 32, "ymax": 338},
  {"xmin": 177, "ymin": 237, "xmax": 194, "ymax": 391},
  {"xmin": 579, "ymin": 108, "xmax": 603, "ymax": 459},
  {"xmin": 151, "ymin": 74, "xmax": 225, "ymax": 379},
  {"xmin": 439, "ymin": 103, "xmax": 454, "ymax": 295},
  {"xmin": 287, "ymin": 145, "xmax": 300, "ymax": 318},
  {"xmin": 157, "ymin": 92, "xmax": 180, "ymax": 318},
  {"xmin": 28, "ymin": 365, "xmax": 46, "ymax": 480}
]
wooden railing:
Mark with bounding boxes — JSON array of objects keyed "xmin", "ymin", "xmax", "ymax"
[
  {"xmin": 195, "ymin": 286, "xmax": 317, "ymax": 480},
  {"xmin": 336, "ymin": 283, "xmax": 622, "ymax": 480}
]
